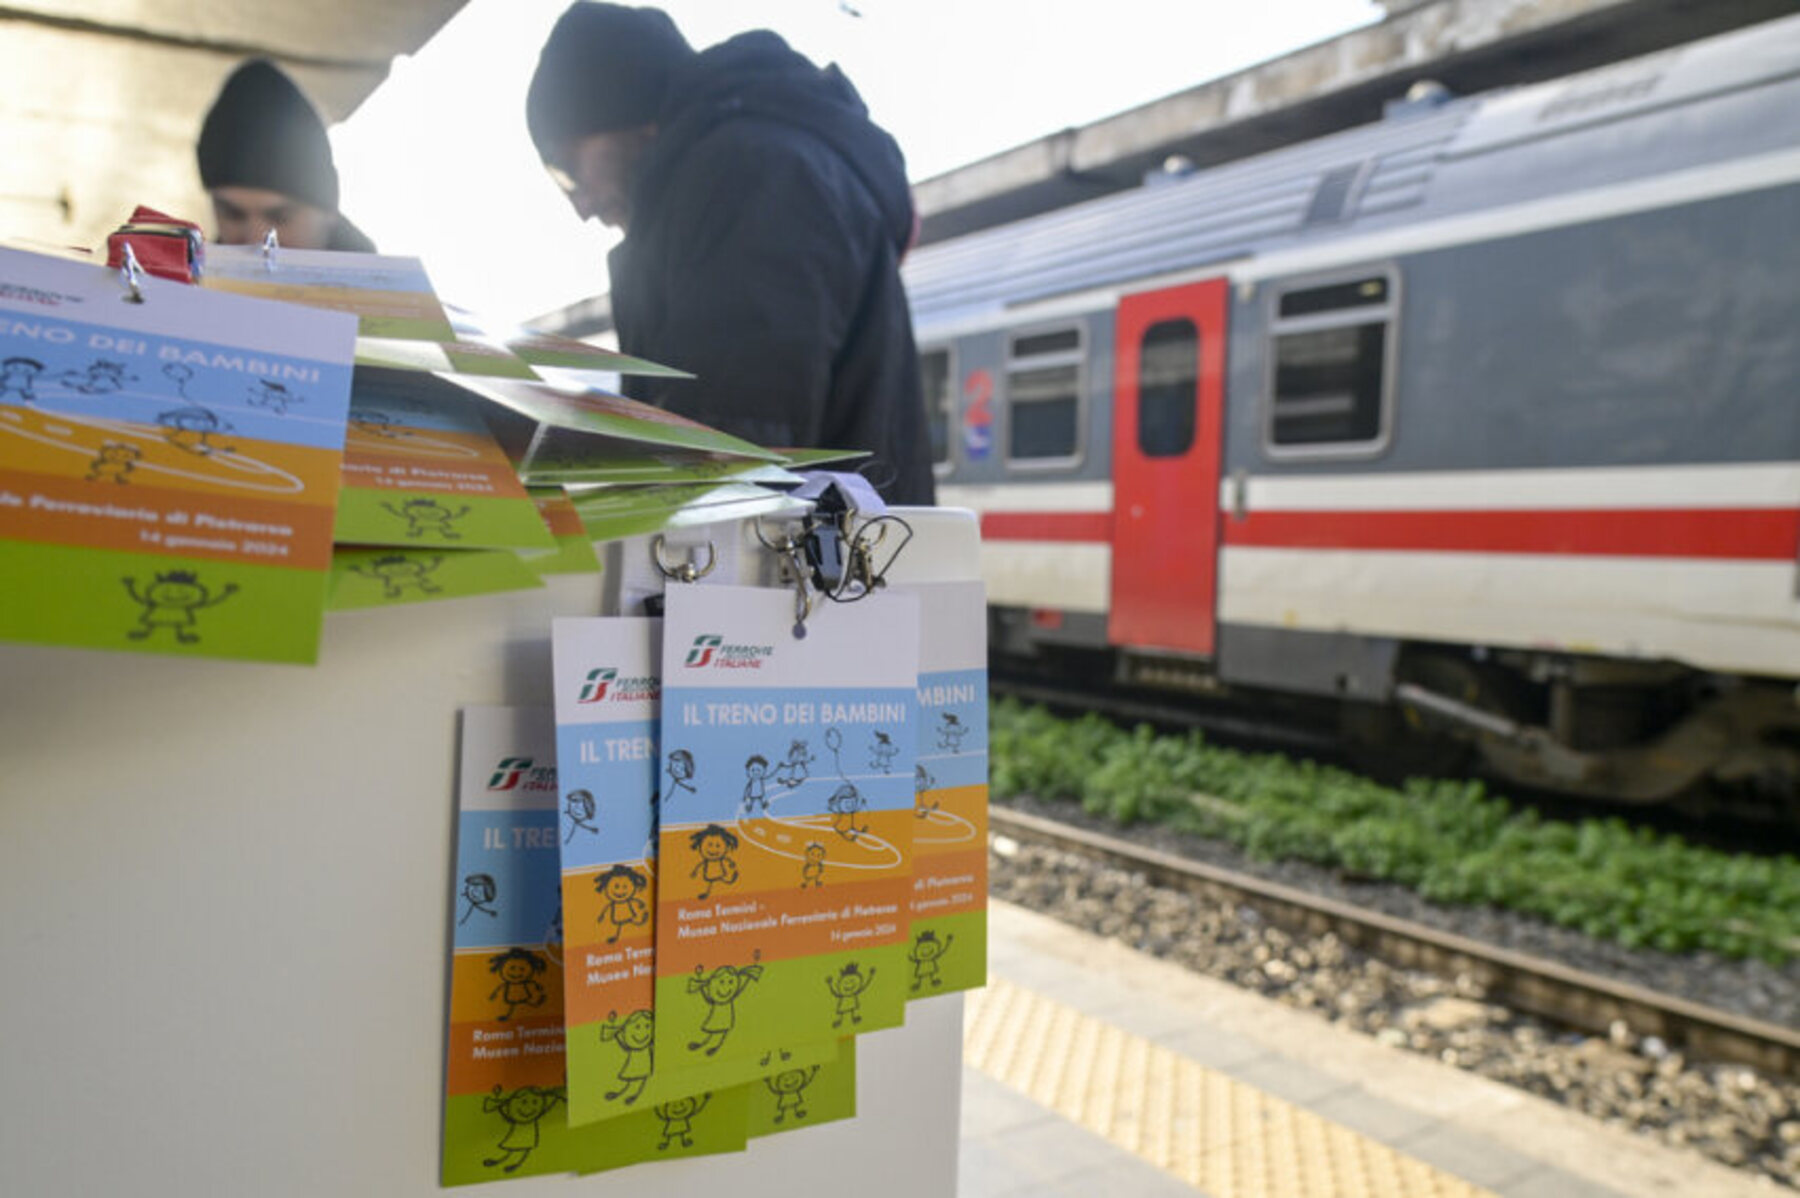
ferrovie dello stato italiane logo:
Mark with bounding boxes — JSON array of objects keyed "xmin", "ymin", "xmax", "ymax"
[
  {"xmin": 577, "ymin": 667, "xmax": 617, "ymax": 702},
  {"xmin": 576, "ymin": 666, "xmax": 659, "ymax": 704},
  {"xmin": 683, "ymin": 633, "xmax": 774, "ymax": 670},
  {"xmin": 487, "ymin": 757, "xmax": 556, "ymax": 793}
]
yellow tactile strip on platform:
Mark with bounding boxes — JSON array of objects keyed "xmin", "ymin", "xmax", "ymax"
[{"xmin": 965, "ymin": 977, "xmax": 1496, "ymax": 1198}]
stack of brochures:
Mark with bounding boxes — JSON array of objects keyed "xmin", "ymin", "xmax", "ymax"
[
  {"xmin": 440, "ymin": 577, "xmax": 990, "ymax": 1183},
  {"xmin": 0, "ymin": 235, "xmax": 991, "ymax": 1184},
  {"xmin": 0, "ymin": 240, "xmax": 864, "ymax": 664}
]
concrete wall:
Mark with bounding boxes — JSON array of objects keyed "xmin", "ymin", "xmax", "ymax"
[{"xmin": 0, "ymin": 1, "xmax": 467, "ymax": 253}]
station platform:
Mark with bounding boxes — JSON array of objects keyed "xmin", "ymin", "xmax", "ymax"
[{"xmin": 957, "ymin": 902, "xmax": 1767, "ymax": 1198}]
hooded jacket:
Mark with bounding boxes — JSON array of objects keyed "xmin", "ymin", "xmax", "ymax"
[
  {"xmin": 325, "ymin": 217, "xmax": 377, "ymax": 254},
  {"xmin": 607, "ymin": 32, "xmax": 935, "ymax": 506}
]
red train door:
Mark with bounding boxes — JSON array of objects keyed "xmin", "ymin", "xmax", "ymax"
[{"xmin": 1108, "ymin": 278, "xmax": 1229, "ymax": 654}]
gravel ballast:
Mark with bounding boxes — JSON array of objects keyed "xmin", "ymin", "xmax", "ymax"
[{"xmin": 991, "ymin": 796, "xmax": 1800, "ymax": 1189}]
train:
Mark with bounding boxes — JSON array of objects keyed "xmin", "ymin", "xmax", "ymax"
[{"xmin": 901, "ymin": 13, "xmax": 1800, "ymax": 813}]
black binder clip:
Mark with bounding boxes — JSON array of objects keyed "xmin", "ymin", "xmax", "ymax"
[{"xmin": 758, "ymin": 473, "xmax": 914, "ymax": 639}]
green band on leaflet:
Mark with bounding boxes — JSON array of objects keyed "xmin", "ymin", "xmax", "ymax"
[
  {"xmin": 521, "ymin": 533, "xmax": 600, "ymax": 576},
  {"xmin": 0, "ymin": 539, "xmax": 325, "ymax": 663},
  {"xmin": 333, "ymin": 489, "xmax": 554, "ymax": 551},
  {"xmin": 653, "ymin": 947, "xmax": 906, "ymax": 1071},
  {"xmin": 328, "ymin": 547, "xmax": 543, "ymax": 610},
  {"xmin": 904, "ymin": 907, "xmax": 987, "ymax": 997}
]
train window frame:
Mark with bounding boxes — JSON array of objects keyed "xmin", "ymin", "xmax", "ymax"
[
  {"xmin": 919, "ymin": 344, "xmax": 956, "ymax": 476},
  {"xmin": 1260, "ymin": 265, "xmax": 1400, "ymax": 461},
  {"xmin": 1002, "ymin": 321, "xmax": 1086, "ymax": 473}
]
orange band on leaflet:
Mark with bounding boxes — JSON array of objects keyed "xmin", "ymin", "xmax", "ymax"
[
  {"xmin": 654, "ymin": 875, "xmax": 914, "ymax": 976},
  {"xmin": 0, "ymin": 470, "xmax": 334, "ymax": 569}
]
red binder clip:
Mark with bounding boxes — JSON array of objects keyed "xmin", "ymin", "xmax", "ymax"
[{"xmin": 105, "ymin": 206, "xmax": 205, "ymax": 285}]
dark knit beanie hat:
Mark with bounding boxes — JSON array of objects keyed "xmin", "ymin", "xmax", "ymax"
[
  {"xmin": 527, "ymin": 4, "xmax": 695, "ymax": 163},
  {"xmin": 197, "ymin": 60, "xmax": 339, "ymax": 212}
]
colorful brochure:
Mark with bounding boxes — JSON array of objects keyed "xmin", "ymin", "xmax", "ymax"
[
  {"xmin": 446, "ymin": 707, "xmax": 749, "ymax": 1186},
  {"xmin": 203, "ymin": 244, "xmax": 455, "ymax": 342},
  {"xmin": 551, "ymin": 619, "xmax": 833, "ymax": 1129},
  {"xmin": 353, "ymin": 336, "xmax": 456, "ymax": 374},
  {"xmin": 904, "ymin": 582, "xmax": 990, "ymax": 996},
  {"xmin": 451, "ymin": 307, "xmax": 693, "ymax": 380},
  {"xmin": 522, "ymin": 488, "xmax": 600, "ymax": 576},
  {"xmin": 552, "ymin": 618, "xmax": 670, "ymax": 1128},
  {"xmin": 444, "ymin": 706, "xmax": 577, "ymax": 1185},
  {"xmin": 0, "ymin": 243, "xmax": 355, "ymax": 662},
  {"xmin": 335, "ymin": 370, "xmax": 553, "ymax": 551},
  {"xmin": 354, "ymin": 324, "xmax": 534, "ymax": 381},
  {"xmin": 351, "ymin": 310, "xmax": 695, "ymax": 386},
  {"xmin": 568, "ymin": 483, "xmax": 809, "ymax": 544},
  {"xmin": 655, "ymin": 584, "xmax": 921, "ymax": 1081},
  {"xmin": 439, "ymin": 308, "xmax": 540, "ymax": 380},
  {"xmin": 524, "ymin": 450, "xmax": 804, "ymax": 489},
  {"xmin": 771, "ymin": 448, "xmax": 872, "ymax": 471},
  {"xmin": 455, "ymin": 376, "xmax": 783, "ymax": 464}
]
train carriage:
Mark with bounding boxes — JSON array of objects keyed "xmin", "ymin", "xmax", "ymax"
[{"xmin": 905, "ymin": 14, "xmax": 1800, "ymax": 809}]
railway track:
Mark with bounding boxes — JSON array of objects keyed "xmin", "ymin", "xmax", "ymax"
[{"xmin": 990, "ymin": 804, "xmax": 1800, "ymax": 1078}]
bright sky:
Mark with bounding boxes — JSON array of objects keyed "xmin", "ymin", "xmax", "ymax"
[{"xmin": 332, "ymin": 0, "xmax": 1381, "ymax": 326}]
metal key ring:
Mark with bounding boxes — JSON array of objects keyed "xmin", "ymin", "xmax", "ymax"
[{"xmin": 651, "ymin": 535, "xmax": 716, "ymax": 584}]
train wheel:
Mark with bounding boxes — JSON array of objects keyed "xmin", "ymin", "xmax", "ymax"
[{"xmin": 1341, "ymin": 699, "xmax": 1472, "ymax": 781}]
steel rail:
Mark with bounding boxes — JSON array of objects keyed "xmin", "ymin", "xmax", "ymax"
[{"xmin": 990, "ymin": 804, "xmax": 1800, "ymax": 1077}]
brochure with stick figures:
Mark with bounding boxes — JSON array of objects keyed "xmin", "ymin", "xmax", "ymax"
[
  {"xmin": 334, "ymin": 369, "xmax": 553, "ymax": 552},
  {"xmin": 203, "ymin": 244, "xmax": 455, "ymax": 343},
  {"xmin": 521, "ymin": 488, "xmax": 599, "ymax": 577},
  {"xmin": 445, "ymin": 706, "xmax": 751, "ymax": 1185},
  {"xmin": 0, "ymin": 243, "xmax": 355, "ymax": 662},
  {"xmin": 655, "ymin": 584, "xmax": 920, "ymax": 1077},
  {"xmin": 551, "ymin": 619, "xmax": 832, "ymax": 1129},
  {"xmin": 444, "ymin": 706, "xmax": 575, "ymax": 1185},
  {"xmin": 446, "ymin": 305, "xmax": 695, "ymax": 383},
  {"xmin": 552, "ymin": 620, "xmax": 665, "ymax": 1129},
  {"xmin": 900, "ymin": 581, "xmax": 990, "ymax": 997}
]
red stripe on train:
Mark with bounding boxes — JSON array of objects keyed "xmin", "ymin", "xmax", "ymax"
[
  {"xmin": 1224, "ymin": 508, "xmax": 1799, "ymax": 559},
  {"xmin": 983, "ymin": 507, "xmax": 1800, "ymax": 559},
  {"xmin": 980, "ymin": 511, "xmax": 1112, "ymax": 542}
]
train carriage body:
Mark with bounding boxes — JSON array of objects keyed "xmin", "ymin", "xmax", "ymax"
[{"xmin": 906, "ymin": 15, "xmax": 1800, "ymax": 805}]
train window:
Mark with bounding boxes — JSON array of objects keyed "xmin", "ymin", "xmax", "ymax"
[
  {"xmin": 1266, "ymin": 270, "xmax": 1397, "ymax": 454},
  {"xmin": 1000, "ymin": 323, "xmax": 1080, "ymax": 464},
  {"xmin": 1137, "ymin": 319, "xmax": 1198, "ymax": 458},
  {"xmin": 1008, "ymin": 366, "xmax": 1079, "ymax": 459},
  {"xmin": 920, "ymin": 348, "xmax": 952, "ymax": 469},
  {"xmin": 1012, "ymin": 329, "xmax": 1080, "ymax": 357},
  {"xmin": 1277, "ymin": 276, "xmax": 1388, "ymax": 318},
  {"xmin": 1005, "ymin": 325, "xmax": 1083, "ymax": 466}
]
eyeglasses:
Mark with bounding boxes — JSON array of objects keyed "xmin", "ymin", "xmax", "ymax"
[
  {"xmin": 544, "ymin": 162, "xmax": 579, "ymax": 196},
  {"xmin": 544, "ymin": 131, "xmax": 653, "ymax": 194}
]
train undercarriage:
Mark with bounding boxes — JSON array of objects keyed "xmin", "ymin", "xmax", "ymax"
[{"xmin": 991, "ymin": 607, "xmax": 1800, "ymax": 822}]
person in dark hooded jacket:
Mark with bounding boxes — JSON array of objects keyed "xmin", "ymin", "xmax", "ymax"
[{"xmin": 527, "ymin": 4, "xmax": 934, "ymax": 506}]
